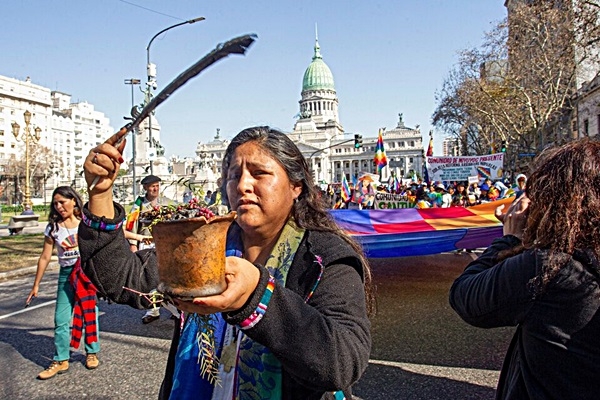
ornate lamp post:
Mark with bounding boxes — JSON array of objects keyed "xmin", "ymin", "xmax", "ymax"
[
  {"xmin": 11, "ymin": 110, "xmax": 41, "ymax": 209},
  {"xmin": 144, "ymin": 17, "xmax": 205, "ymax": 175}
]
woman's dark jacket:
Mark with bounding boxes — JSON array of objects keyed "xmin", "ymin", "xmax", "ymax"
[
  {"xmin": 449, "ymin": 235, "xmax": 600, "ymax": 400},
  {"xmin": 79, "ymin": 202, "xmax": 371, "ymax": 400}
]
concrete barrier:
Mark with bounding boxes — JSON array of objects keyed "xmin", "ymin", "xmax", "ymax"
[{"xmin": 7, "ymin": 214, "xmax": 40, "ymax": 235}]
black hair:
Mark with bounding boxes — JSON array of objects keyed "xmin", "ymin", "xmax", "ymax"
[
  {"xmin": 220, "ymin": 126, "xmax": 375, "ymax": 315},
  {"xmin": 48, "ymin": 186, "xmax": 83, "ymax": 236}
]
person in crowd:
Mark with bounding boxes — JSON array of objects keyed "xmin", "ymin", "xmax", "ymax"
[
  {"xmin": 207, "ymin": 179, "xmax": 221, "ymax": 206},
  {"xmin": 487, "ymin": 184, "xmax": 500, "ymax": 201},
  {"xmin": 493, "ymin": 179, "xmax": 509, "ymax": 199},
  {"xmin": 428, "ymin": 183, "xmax": 443, "ymax": 207},
  {"xmin": 125, "ymin": 174, "xmax": 168, "ymax": 324},
  {"xmin": 468, "ymin": 182, "xmax": 481, "ymax": 203},
  {"xmin": 26, "ymin": 186, "xmax": 100, "ymax": 379},
  {"xmin": 203, "ymin": 190, "xmax": 212, "ymax": 205},
  {"xmin": 452, "ymin": 182, "xmax": 468, "ymax": 207},
  {"xmin": 445, "ymin": 185, "xmax": 459, "ymax": 207},
  {"xmin": 208, "ymin": 177, "xmax": 230, "ymax": 215},
  {"xmin": 449, "ymin": 137, "xmax": 600, "ymax": 399},
  {"xmin": 406, "ymin": 188, "xmax": 416, "ymax": 206},
  {"xmin": 438, "ymin": 183, "xmax": 453, "ymax": 208},
  {"xmin": 415, "ymin": 189, "xmax": 431, "ymax": 209},
  {"xmin": 477, "ymin": 183, "xmax": 491, "ymax": 203},
  {"xmin": 22, "ymin": 204, "xmax": 35, "ymax": 215},
  {"xmin": 182, "ymin": 190, "xmax": 192, "ymax": 204},
  {"xmin": 79, "ymin": 126, "xmax": 373, "ymax": 399},
  {"xmin": 514, "ymin": 173, "xmax": 527, "ymax": 199}
]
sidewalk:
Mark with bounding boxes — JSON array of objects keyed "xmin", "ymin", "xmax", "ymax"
[
  {"xmin": 0, "ymin": 262, "xmax": 59, "ymax": 281},
  {"xmin": 0, "ymin": 220, "xmax": 47, "ymax": 238}
]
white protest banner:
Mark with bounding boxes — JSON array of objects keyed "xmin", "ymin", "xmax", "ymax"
[
  {"xmin": 426, "ymin": 153, "xmax": 504, "ymax": 182},
  {"xmin": 374, "ymin": 192, "xmax": 415, "ymax": 209},
  {"xmin": 467, "ymin": 175, "xmax": 479, "ymax": 185}
]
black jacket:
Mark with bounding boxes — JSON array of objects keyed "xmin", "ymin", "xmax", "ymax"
[
  {"xmin": 79, "ymin": 202, "xmax": 371, "ymax": 400},
  {"xmin": 449, "ymin": 235, "xmax": 600, "ymax": 400}
]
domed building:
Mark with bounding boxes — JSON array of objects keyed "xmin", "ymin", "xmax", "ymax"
[
  {"xmin": 293, "ymin": 32, "xmax": 343, "ymax": 138},
  {"xmin": 192, "ymin": 30, "xmax": 425, "ymax": 189}
]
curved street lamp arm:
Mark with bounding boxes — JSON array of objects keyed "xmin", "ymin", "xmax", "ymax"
[{"xmin": 146, "ymin": 17, "xmax": 206, "ymax": 65}]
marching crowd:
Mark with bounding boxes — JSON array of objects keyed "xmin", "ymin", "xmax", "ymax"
[{"xmin": 326, "ymin": 173, "xmax": 527, "ymax": 210}]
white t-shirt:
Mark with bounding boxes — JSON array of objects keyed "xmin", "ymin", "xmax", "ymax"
[{"xmin": 45, "ymin": 222, "xmax": 80, "ymax": 267}]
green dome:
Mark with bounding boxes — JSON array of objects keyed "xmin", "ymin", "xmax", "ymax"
[{"xmin": 302, "ymin": 39, "xmax": 335, "ymax": 91}]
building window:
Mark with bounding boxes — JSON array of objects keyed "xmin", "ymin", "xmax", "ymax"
[
  {"xmin": 584, "ymin": 119, "xmax": 589, "ymax": 136},
  {"xmin": 597, "ymin": 115, "xmax": 600, "ymax": 136},
  {"xmin": 0, "ymin": 130, "xmax": 3, "ymax": 136},
  {"xmin": 0, "ymin": 142, "xmax": 4, "ymax": 147},
  {"xmin": 409, "ymin": 157, "xmax": 414, "ymax": 163}
]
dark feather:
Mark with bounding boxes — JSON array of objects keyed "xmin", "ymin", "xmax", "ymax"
[{"xmin": 125, "ymin": 33, "xmax": 257, "ymax": 135}]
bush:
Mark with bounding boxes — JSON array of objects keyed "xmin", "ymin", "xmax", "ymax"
[{"xmin": 1, "ymin": 204, "xmax": 49, "ymax": 214}]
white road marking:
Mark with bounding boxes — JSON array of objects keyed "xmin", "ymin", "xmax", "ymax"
[{"xmin": 0, "ymin": 300, "xmax": 55, "ymax": 320}]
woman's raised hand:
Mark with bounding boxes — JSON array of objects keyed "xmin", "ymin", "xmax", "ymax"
[
  {"xmin": 495, "ymin": 195, "xmax": 530, "ymax": 239},
  {"xmin": 84, "ymin": 127, "xmax": 128, "ymax": 194}
]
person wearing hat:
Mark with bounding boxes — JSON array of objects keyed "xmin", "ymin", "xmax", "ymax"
[
  {"xmin": 125, "ymin": 174, "xmax": 168, "ymax": 324},
  {"xmin": 478, "ymin": 183, "xmax": 492, "ymax": 204},
  {"xmin": 513, "ymin": 173, "xmax": 527, "ymax": 199},
  {"xmin": 429, "ymin": 183, "xmax": 447, "ymax": 208},
  {"xmin": 437, "ymin": 183, "xmax": 453, "ymax": 208}
]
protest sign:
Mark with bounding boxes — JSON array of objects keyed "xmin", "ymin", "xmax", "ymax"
[
  {"xmin": 374, "ymin": 192, "xmax": 415, "ymax": 209},
  {"xmin": 425, "ymin": 153, "xmax": 504, "ymax": 182}
]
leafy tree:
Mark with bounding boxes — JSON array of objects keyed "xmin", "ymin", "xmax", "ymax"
[
  {"xmin": 2, "ymin": 144, "xmax": 62, "ymax": 200},
  {"xmin": 433, "ymin": 0, "xmax": 599, "ymax": 171}
]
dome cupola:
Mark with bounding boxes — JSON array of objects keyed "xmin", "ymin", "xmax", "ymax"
[{"xmin": 302, "ymin": 34, "xmax": 335, "ymax": 91}]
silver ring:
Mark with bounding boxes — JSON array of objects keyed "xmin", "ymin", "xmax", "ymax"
[{"xmin": 92, "ymin": 153, "xmax": 99, "ymax": 165}]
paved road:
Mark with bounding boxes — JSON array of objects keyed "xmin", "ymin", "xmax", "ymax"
[{"xmin": 0, "ymin": 253, "xmax": 514, "ymax": 399}]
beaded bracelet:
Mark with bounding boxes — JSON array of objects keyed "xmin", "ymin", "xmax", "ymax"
[
  {"xmin": 238, "ymin": 275, "xmax": 275, "ymax": 330},
  {"xmin": 82, "ymin": 211, "xmax": 124, "ymax": 231}
]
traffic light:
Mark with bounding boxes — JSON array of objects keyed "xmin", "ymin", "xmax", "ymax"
[
  {"xmin": 354, "ymin": 134, "xmax": 363, "ymax": 148},
  {"xmin": 501, "ymin": 141, "xmax": 507, "ymax": 152}
]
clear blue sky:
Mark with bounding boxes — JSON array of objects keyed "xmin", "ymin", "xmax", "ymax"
[{"xmin": 2, "ymin": 1, "xmax": 507, "ymax": 157}]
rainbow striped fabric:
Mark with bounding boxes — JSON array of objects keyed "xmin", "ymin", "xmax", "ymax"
[
  {"xmin": 341, "ymin": 175, "xmax": 351, "ymax": 202},
  {"xmin": 330, "ymin": 198, "xmax": 512, "ymax": 258},
  {"xmin": 373, "ymin": 129, "xmax": 388, "ymax": 171}
]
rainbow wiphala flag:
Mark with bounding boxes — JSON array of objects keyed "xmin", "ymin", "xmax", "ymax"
[
  {"xmin": 341, "ymin": 175, "xmax": 351, "ymax": 202},
  {"xmin": 373, "ymin": 129, "xmax": 387, "ymax": 172}
]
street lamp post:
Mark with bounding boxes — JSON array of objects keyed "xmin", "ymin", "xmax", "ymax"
[
  {"xmin": 125, "ymin": 78, "xmax": 141, "ymax": 199},
  {"xmin": 11, "ymin": 110, "xmax": 41, "ymax": 209},
  {"xmin": 144, "ymin": 17, "xmax": 205, "ymax": 175}
]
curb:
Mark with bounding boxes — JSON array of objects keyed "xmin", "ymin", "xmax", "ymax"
[{"xmin": 0, "ymin": 262, "xmax": 59, "ymax": 281}]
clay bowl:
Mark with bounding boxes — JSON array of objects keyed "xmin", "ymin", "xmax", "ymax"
[{"xmin": 153, "ymin": 212, "xmax": 236, "ymax": 300}]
